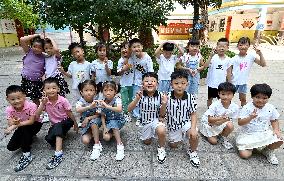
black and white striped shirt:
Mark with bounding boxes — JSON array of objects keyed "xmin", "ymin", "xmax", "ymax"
[
  {"xmin": 138, "ymin": 91, "xmax": 162, "ymax": 125},
  {"xmin": 167, "ymin": 91, "xmax": 197, "ymax": 131}
]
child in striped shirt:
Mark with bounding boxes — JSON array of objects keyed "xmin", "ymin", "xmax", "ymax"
[{"xmin": 128, "ymin": 72, "xmax": 167, "ymax": 164}]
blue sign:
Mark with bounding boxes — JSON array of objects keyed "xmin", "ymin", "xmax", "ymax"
[
  {"xmin": 256, "ymin": 24, "xmax": 264, "ymax": 30},
  {"xmin": 194, "ymin": 23, "xmax": 204, "ymax": 30}
]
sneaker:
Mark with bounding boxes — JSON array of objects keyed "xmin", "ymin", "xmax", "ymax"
[
  {"xmin": 187, "ymin": 150, "xmax": 200, "ymax": 167},
  {"xmin": 90, "ymin": 143, "xmax": 103, "ymax": 160},
  {"xmin": 46, "ymin": 154, "xmax": 63, "ymax": 170},
  {"xmin": 115, "ymin": 144, "xmax": 125, "ymax": 161},
  {"xmin": 14, "ymin": 154, "xmax": 33, "ymax": 172},
  {"xmin": 157, "ymin": 147, "xmax": 166, "ymax": 164},
  {"xmin": 135, "ymin": 119, "xmax": 140, "ymax": 126},
  {"xmin": 124, "ymin": 114, "xmax": 132, "ymax": 123},
  {"xmin": 41, "ymin": 112, "xmax": 50, "ymax": 123},
  {"xmin": 219, "ymin": 136, "xmax": 233, "ymax": 150},
  {"xmin": 262, "ymin": 148, "xmax": 279, "ymax": 165}
]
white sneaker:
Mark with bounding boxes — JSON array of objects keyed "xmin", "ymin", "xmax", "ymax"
[
  {"xmin": 124, "ymin": 114, "xmax": 132, "ymax": 123},
  {"xmin": 219, "ymin": 136, "xmax": 233, "ymax": 150},
  {"xmin": 157, "ymin": 147, "xmax": 166, "ymax": 164},
  {"xmin": 115, "ymin": 144, "xmax": 125, "ymax": 161},
  {"xmin": 135, "ymin": 119, "xmax": 140, "ymax": 126},
  {"xmin": 262, "ymin": 148, "xmax": 279, "ymax": 165},
  {"xmin": 41, "ymin": 112, "xmax": 50, "ymax": 123},
  {"xmin": 90, "ymin": 143, "xmax": 102, "ymax": 160},
  {"xmin": 187, "ymin": 150, "xmax": 200, "ymax": 167}
]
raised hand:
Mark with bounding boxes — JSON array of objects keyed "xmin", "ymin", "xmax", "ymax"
[
  {"xmin": 41, "ymin": 91, "xmax": 48, "ymax": 105},
  {"xmin": 249, "ymin": 109, "xmax": 258, "ymax": 120},
  {"xmin": 161, "ymin": 93, "xmax": 168, "ymax": 105},
  {"xmin": 253, "ymin": 45, "xmax": 261, "ymax": 55}
]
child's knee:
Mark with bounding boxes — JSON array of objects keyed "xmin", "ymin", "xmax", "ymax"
[
  {"xmin": 226, "ymin": 121, "xmax": 234, "ymax": 131},
  {"xmin": 81, "ymin": 136, "xmax": 91, "ymax": 145},
  {"xmin": 103, "ymin": 133, "xmax": 112, "ymax": 142},
  {"xmin": 143, "ymin": 139, "xmax": 152, "ymax": 145},
  {"xmin": 169, "ymin": 142, "xmax": 179, "ymax": 148},
  {"xmin": 239, "ymin": 150, "xmax": 252, "ymax": 159}
]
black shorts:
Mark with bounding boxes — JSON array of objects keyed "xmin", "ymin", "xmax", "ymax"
[
  {"xmin": 45, "ymin": 118, "xmax": 74, "ymax": 147},
  {"xmin": 208, "ymin": 86, "xmax": 219, "ymax": 99},
  {"xmin": 53, "ymin": 73, "xmax": 70, "ymax": 97},
  {"xmin": 21, "ymin": 77, "xmax": 43, "ymax": 100}
]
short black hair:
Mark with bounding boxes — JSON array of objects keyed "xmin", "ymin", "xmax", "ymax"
[
  {"xmin": 43, "ymin": 77, "xmax": 60, "ymax": 88},
  {"xmin": 171, "ymin": 70, "xmax": 188, "ymax": 82},
  {"xmin": 68, "ymin": 42, "xmax": 82, "ymax": 53},
  {"xmin": 95, "ymin": 42, "xmax": 107, "ymax": 52},
  {"xmin": 44, "ymin": 38, "xmax": 52, "ymax": 46},
  {"xmin": 187, "ymin": 39, "xmax": 200, "ymax": 46},
  {"xmin": 78, "ymin": 80, "xmax": 97, "ymax": 92},
  {"xmin": 102, "ymin": 81, "xmax": 118, "ymax": 92},
  {"xmin": 238, "ymin": 37, "xmax": 250, "ymax": 45},
  {"xmin": 142, "ymin": 72, "xmax": 158, "ymax": 81},
  {"xmin": 129, "ymin": 38, "xmax": 142, "ymax": 47},
  {"xmin": 32, "ymin": 37, "xmax": 45, "ymax": 49},
  {"xmin": 163, "ymin": 42, "xmax": 174, "ymax": 51},
  {"xmin": 218, "ymin": 37, "xmax": 229, "ymax": 45},
  {"xmin": 218, "ymin": 82, "xmax": 236, "ymax": 94},
  {"xmin": 250, "ymin": 83, "xmax": 272, "ymax": 98},
  {"xmin": 6, "ymin": 85, "xmax": 25, "ymax": 97}
]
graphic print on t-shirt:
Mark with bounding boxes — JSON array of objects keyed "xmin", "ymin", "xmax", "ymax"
[
  {"xmin": 240, "ymin": 62, "xmax": 248, "ymax": 71},
  {"xmin": 216, "ymin": 64, "xmax": 223, "ymax": 70}
]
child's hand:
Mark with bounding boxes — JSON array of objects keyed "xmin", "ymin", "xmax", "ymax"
[
  {"xmin": 191, "ymin": 69, "xmax": 197, "ymax": 77},
  {"xmin": 81, "ymin": 117, "xmax": 90, "ymax": 128},
  {"xmin": 253, "ymin": 45, "xmax": 261, "ymax": 55},
  {"xmin": 274, "ymin": 130, "xmax": 283, "ymax": 140},
  {"xmin": 57, "ymin": 65, "xmax": 65, "ymax": 73},
  {"xmin": 161, "ymin": 93, "xmax": 168, "ymax": 105},
  {"xmin": 98, "ymin": 100, "xmax": 109, "ymax": 109},
  {"xmin": 90, "ymin": 101, "xmax": 98, "ymax": 109},
  {"xmin": 73, "ymin": 122, "xmax": 79, "ymax": 133},
  {"xmin": 103, "ymin": 127, "xmax": 109, "ymax": 134},
  {"xmin": 12, "ymin": 117, "xmax": 20, "ymax": 125},
  {"xmin": 41, "ymin": 91, "xmax": 48, "ymax": 105},
  {"xmin": 189, "ymin": 128, "xmax": 198, "ymax": 140},
  {"xmin": 210, "ymin": 48, "xmax": 217, "ymax": 56},
  {"xmin": 135, "ymin": 89, "xmax": 143, "ymax": 100},
  {"xmin": 249, "ymin": 109, "xmax": 258, "ymax": 120},
  {"xmin": 4, "ymin": 126, "xmax": 16, "ymax": 135}
]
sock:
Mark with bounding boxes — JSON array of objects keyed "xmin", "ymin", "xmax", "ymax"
[
  {"xmin": 55, "ymin": 150, "xmax": 63, "ymax": 156},
  {"xmin": 23, "ymin": 152, "xmax": 31, "ymax": 157}
]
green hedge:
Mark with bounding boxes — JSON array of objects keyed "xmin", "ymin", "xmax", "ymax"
[{"xmin": 61, "ymin": 44, "xmax": 235, "ymax": 78}]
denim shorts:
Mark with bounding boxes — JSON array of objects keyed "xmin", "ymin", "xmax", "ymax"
[
  {"xmin": 80, "ymin": 118, "xmax": 102, "ymax": 135},
  {"xmin": 106, "ymin": 119, "xmax": 126, "ymax": 130},
  {"xmin": 187, "ymin": 73, "xmax": 200, "ymax": 94},
  {"xmin": 235, "ymin": 84, "xmax": 247, "ymax": 94}
]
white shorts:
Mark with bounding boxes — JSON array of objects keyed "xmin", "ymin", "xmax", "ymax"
[
  {"xmin": 139, "ymin": 119, "xmax": 165, "ymax": 141},
  {"xmin": 168, "ymin": 122, "xmax": 197, "ymax": 143}
]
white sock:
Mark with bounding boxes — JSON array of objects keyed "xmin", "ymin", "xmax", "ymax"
[
  {"xmin": 23, "ymin": 152, "xmax": 31, "ymax": 157},
  {"xmin": 55, "ymin": 150, "xmax": 63, "ymax": 156}
]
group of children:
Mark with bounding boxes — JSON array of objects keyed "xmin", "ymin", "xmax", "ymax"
[{"xmin": 3, "ymin": 33, "xmax": 283, "ymax": 172}]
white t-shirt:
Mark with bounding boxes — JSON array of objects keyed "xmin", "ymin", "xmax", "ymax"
[
  {"xmin": 45, "ymin": 55, "xmax": 61, "ymax": 78},
  {"xmin": 181, "ymin": 52, "xmax": 202, "ymax": 70},
  {"xmin": 206, "ymin": 54, "xmax": 231, "ymax": 88},
  {"xmin": 201, "ymin": 100, "xmax": 239, "ymax": 124},
  {"xmin": 157, "ymin": 54, "xmax": 178, "ymax": 81},
  {"xmin": 132, "ymin": 53, "xmax": 154, "ymax": 86},
  {"xmin": 67, "ymin": 60, "xmax": 91, "ymax": 90},
  {"xmin": 90, "ymin": 59, "xmax": 113, "ymax": 84},
  {"xmin": 117, "ymin": 57, "xmax": 134, "ymax": 87},
  {"xmin": 230, "ymin": 53, "xmax": 256, "ymax": 85},
  {"xmin": 239, "ymin": 102, "xmax": 279, "ymax": 133}
]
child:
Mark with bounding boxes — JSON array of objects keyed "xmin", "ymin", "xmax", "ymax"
[
  {"xmin": 204, "ymin": 38, "xmax": 231, "ymax": 107},
  {"xmin": 179, "ymin": 39, "xmax": 205, "ymax": 94},
  {"xmin": 90, "ymin": 42, "xmax": 113, "ymax": 94},
  {"xmin": 129, "ymin": 38, "xmax": 154, "ymax": 122},
  {"xmin": 155, "ymin": 41, "xmax": 184, "ymax": 93},
  {"xmin": 236, "ymin": 83, "xmax": 283, "ymax": 165},
  {"xmin": 36, "ymin": 77, "xmax": 78, "ymax": 169},
  {"xmin": 228, "ymin": 37, "xmax": 266, "ymax": 107},
  {"xmin": 200, "ymin": 82, "xmax": 239, "ymax": 149},
  {"xmin": 59, "ymin": 42, "xmax": 91, "ymax": 100},
  {"xmin": 117, "ymin": 42, "xmax": 133, "ymax": 121},
  {"xmin": 20, "ymin": 33, "xmax": 45, "ymax": 106},
  {"xmin": 100, "ymin": 81, "xmax": 126, "ymax": 161},
  {"xmin": 5, "ymin": 85, "xmax": 43, "ymax": 172},
  {"xmin": 161, "ymin": 70, "xmax": 200, "ymax": 167},
  {"xmin": 44, "ymin": 37, "xmax": 70, "ymax": 97},
  {"xmin": 128, "ymin": 72, "xmax": 167, "ymax": 164},
  {"xmin": 75, "ymin": 80, "xmax": 102, "ymax": 160}
]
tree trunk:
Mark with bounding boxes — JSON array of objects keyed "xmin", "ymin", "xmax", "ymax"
[
  {"xmin": 199, "ymin": 4, "xmax": 209, "ymax": 45},
  {"xmin": 192, "ymin": 0, "xmax": 200, "ymax": 40},
  {"xmin": 138, "ymin": 28, "xmax": 154, "ymax": 49},
  {"xmin": 76, "ymin": 26, "xmax": 85, "ymax": 46}
]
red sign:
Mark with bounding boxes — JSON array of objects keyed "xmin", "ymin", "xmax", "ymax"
[{"xmin": 158, "ymin": 23, "xmax": 192, "ymax": 35}]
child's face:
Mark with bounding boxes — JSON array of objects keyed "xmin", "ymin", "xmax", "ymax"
[
  {"xmin": 71, "ymin": 47, "xmax": 84, "ymax": 62},
  {"xmin": 103, "ymin": 86, "xmax": 116, "ymax": 100},
  {"xmin": 142, "ymin": 76, "xmax": 158, "ymax": 93},
  {"xmin": 237, "ymin": 42, "xmax": 250, "ymax": 55},
  {"xmin": 252, "ymin": 93, "xmax": 269, "ymax": 109},
  {"xmin": 171, "ymin": 77, "xmax": 188, "ymax": 95},
  {"xmin": 131, "ymin": 42, "xmax": 143, "ymax": 57},
  {"xmin": 187, "ymin": 44, "xmax": 199, "ymax": 55},
  {"xmin": 43, "ymin": 82, "xmax": 60, "ymax": 98},
  {"xmin": 6, "ymin": 92, "xmax": 26, "ymax": 111},
  {"xmin": 32, "ymin": 42, "xmax": 44, "ymax": 55},
  {"xmin": 163, "ymin": 50, "xmax": 173, "ymax": 59},
  {"xmin": 218, "ymin": 90, "xmax": 234, "ymax": 105},
  {"xmin": 216, "ymin": 42, "xmax": 229, "ymax": 56},
  {"xmin": 121, "ymin": 45, "xmax": 129, "ymax": 58},
  {"xmin": 44, "ymin": 43, "xmax": 54, "ymax": 56},
  {"xmin": 81, "ymin": 84, "xmax": 96, "ymax": 101},
  {"xmin": 97, "ymin": 47, "xmax": 107, "ymax": 59}
]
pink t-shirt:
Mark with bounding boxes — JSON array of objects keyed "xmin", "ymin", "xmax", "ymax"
[
  {"xmin": 5, "ymin": 100, "xmax": 40, "ymax": 122},
  {"xmin": 44, "ymin": 95, "xmax": 72, "ymax": 124}
]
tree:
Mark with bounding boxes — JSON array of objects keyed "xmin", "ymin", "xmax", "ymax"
[
  {"xmin": 175, "ymin": 0, "xmax": 222, "ymax": 40},
  {"xmin": 43, "ymin": 0, "xmax": 174, "ymax": 47},
  {"xmin": 0, "ymin": 0, "xmax": 40, "ymax": 28}
]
